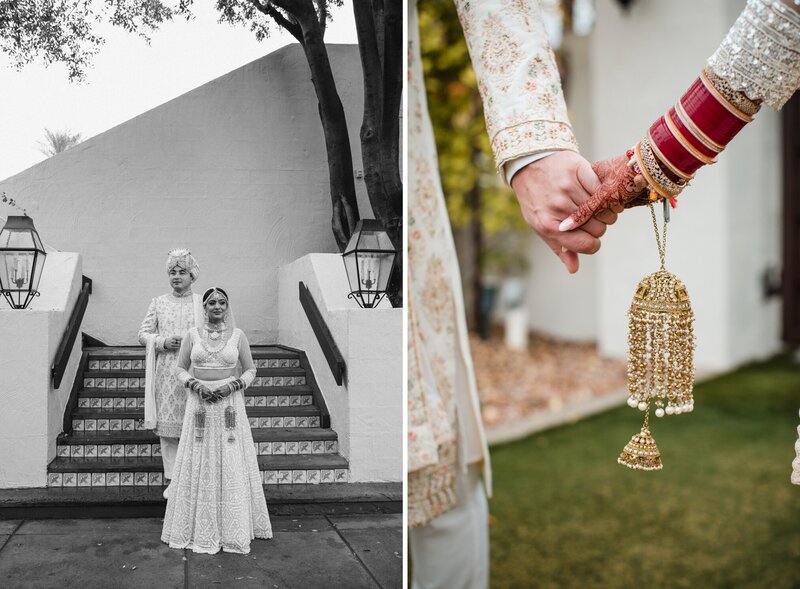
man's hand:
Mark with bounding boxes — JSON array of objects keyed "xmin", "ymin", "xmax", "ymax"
[
  {"xmin": 511, "ymin": 151, "xmax": 618, "ymax": 273},
  {"xmin": 164, "ymin": 335, "xmax": 183, "ymax": 350}
]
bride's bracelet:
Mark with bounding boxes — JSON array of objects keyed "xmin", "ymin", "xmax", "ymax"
[
  {"xmin": 185, "ymin": 378, "xmax": 202, "ymax": 393},
  {"xmin": 628, "ymin": 138, "xmax": 687, "ymax": 201},
  {"xmin": 221, "ymin": 378, "xmax": 246, "ymax": 396},
  {"xmin": 629, "ymin": 66, "xmax": 761, "ymax": 204},
  {"xmin": 645, "ymin": 67, "xmax": 758, "ymax": 180}
]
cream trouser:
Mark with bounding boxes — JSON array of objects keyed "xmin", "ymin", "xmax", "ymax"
[
  {"xmin": 410, "ymin": 464, "xmax": 489, "ymax": 589},
  {"xmin": 160, "ymin": 436, "xmax": 180, "ymax": 480}
]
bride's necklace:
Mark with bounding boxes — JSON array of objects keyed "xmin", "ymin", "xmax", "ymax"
[
  {"xmin": 204, "ymin": 321, "xmax": 227, "ymax": 340},
  {"xmin": 201, "ymin": 322, "xmax": 228, "ymax": 354}
]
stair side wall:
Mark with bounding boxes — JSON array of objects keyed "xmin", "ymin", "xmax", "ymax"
[
  {"xmin": 278, "ymin": 253, "xmax": 402, "ymax": 483},
  {"xmin": 0, "ymin": 252, "xmax": 83, "ymax": 488}
]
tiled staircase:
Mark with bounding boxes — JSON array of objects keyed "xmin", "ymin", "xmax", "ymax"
[{"xmin": 47, "ymin": 345, "xmax": 349, "ymax": 490}]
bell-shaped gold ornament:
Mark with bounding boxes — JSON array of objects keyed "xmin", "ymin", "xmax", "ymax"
[{"xmin": 619, "ymin": 203, "xmax": 695, "ymax": 470}]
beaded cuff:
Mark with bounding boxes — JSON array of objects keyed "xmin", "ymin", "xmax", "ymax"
[{"xmin": 703, "ymin": 67, "xmax": 761, "ymax": 116}]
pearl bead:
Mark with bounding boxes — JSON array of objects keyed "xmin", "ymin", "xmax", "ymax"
[
  {"xmin": 655, "ymin": 408, "xmax": 665, "ymax": 418},
  {"xmin": 627, "ymin": 397, "xmax": 638, "ymax": 408},
  {"xmin": 665, "ymin": 405, "xmax": 675, "ymax": 415},
  {"xmin": 675, "ymin": 406, "xmax": 683, "ymax": 415},
  {"xmin": 637, "ymin": 401, "xmax": 647, "ymax": 411}
]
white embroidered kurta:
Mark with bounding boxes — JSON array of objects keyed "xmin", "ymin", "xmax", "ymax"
[
  {"xmin": 162, "ymin": 327, "xmax": 271, "ymax": 554},
  {"xmin": 138, "ymin": 293, "xmax": 199, "ymax": 438},
  {"xmin": 408, "ymin": 0, "xmax": 577, "ymax": 528}
]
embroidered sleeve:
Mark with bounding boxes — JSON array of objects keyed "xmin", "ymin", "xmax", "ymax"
[
  {"xmin": 138, "ymin": 298, "xmax": 166, "ymax": 351},
  {"xmin": 237, "ymin": 331, "xmax": 257, "ymax": 388},
  {"xmin": 174, "ymin": 329, "xmax": 194, "ymax": 384},
  {"xmin": 453, "ymin": 0, "xmax": 579, "ymax": 173},
  {"xmin": 708, "ymin": 0, "xmax": 800, "ymax": 109}
]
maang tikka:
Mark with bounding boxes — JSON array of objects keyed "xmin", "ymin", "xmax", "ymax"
[{"xmin": 618, "ymin": 200, "xmax": 696, "ymax": 471}]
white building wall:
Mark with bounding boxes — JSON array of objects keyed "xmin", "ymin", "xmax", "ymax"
[
  {"xmin": 525, "ymin": 32, "xmax": 599, "ymax": 342},
  {"xmin": 582, "ymin": 0, "xmax": 782, "ymax": 372},
  {"xmin": 0, "ymin": 44, "xmax": 371, "ymax": 346},
  {"xmin": 0, "ymin": 252, "xmax": 83, "ymax": 488}
]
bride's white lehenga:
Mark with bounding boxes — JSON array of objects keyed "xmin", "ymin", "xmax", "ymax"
[
  {"xmin": 161, "ymin": 326, "xmax": 272, "ymax": 553},
  {"xmin": 793, "ymin": 417, "xmax": 800, "ymax": 486}
]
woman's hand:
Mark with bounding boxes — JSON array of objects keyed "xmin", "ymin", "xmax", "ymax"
[
  {"xmin": 558, "ymin": 155, "xmax": 649, "ymax": 232},
  {"xmin": 198, "ymin": 385, "xmax": 216, "ymax": 403},
  {"xmin": 200, "ymin": 385, "xmax": 231, "ymax": 403}
]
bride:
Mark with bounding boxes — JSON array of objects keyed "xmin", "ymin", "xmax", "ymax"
[{"xmin": 161, "ymin": 287, "xmax": 272, "ymax": 554}]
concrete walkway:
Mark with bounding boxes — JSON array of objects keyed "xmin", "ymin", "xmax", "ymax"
[{"xmin": 0, "ymin": 514, "xmax": 402, "ymax": 588}]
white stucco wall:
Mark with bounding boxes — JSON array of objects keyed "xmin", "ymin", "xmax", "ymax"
[
  {"xmin": 278, "ymin": 254, "xmax": 401, "ymax": 483},
  {"xmin": 582, "ymin": 0, "xmax": 782, "ymax": 371},
  {"xmin": 0, "ymin": 252, "xmax": 83, "ymax": 488},
  {"xmin": 0, "ymin": 44, "xmax": 372, "ymax": 345},
  {"xmin": 524, "ymin": 31, "xmax": 599, "ymax": 342}
]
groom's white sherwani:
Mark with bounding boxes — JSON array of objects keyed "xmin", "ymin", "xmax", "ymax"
[{"xmin": 408, "ymin": 0, "xmax": 578, "ymax": 529}]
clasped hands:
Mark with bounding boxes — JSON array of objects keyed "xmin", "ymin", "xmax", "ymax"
[
  {"xmin": 195, "ymin": 384, "xmax": 231, "ymax": 404},
  {"xmin": 511, "ymin": 151, "xmax": 647, "ymax": 273}
]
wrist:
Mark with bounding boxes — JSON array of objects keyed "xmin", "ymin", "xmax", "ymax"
[{"xmin": 505, "ymin": 151, "xmax": 557, "ymax": 186}]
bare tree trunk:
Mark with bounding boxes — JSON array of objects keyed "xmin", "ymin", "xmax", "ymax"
[
  {"xmin": 380, "ymin": 1, "xmax": 402, "ymax": 203},
  {"xmin": 353, "ymin": 0, "xmax": 403, "ymax": 306},
  {"xmin": 274, "ymin": 0, "xmax": 360, "ymax": 251},
  {"xmin": 469, "ymin": 181, "xmax": 485, "ymax": 337}
]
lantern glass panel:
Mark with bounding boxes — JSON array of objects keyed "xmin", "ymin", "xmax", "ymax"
[
  {"xmin": 30, "ymin": 251, "xmax": 45, "ymax": 294},
  {"xmin": 356, "ymin": 228, "xmax": 394, "ymax": 252},
  {"xmin": 0, "ymin": 251, "xmax": 34, "ymax": 290},
  {"xmin": 343, "ymin": 251, "xmax": 359, "ymax": 294}
]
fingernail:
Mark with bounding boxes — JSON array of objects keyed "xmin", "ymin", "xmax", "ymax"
[
  {"xmin": 559, "ymin": 218, "xmax": 575, "ymax": 232},
  {"xmin": 561, "ymin": 246, "xmax": 569, "ymax": 253}
]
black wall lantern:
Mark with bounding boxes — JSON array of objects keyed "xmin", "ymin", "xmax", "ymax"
[
  {"xmin": 342, "ymin": 219, "xmax": 397, "ymax": 309},
  {"xmin": 0, "ymin": 216, "xmax": 47, "ymax": 309}
]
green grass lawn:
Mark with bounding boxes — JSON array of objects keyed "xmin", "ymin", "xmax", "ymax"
[{"xmin": 488, "ymin": 354, "xmax": 800, "ymax": 589}]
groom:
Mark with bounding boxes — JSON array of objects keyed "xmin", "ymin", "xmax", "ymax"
[{"xmin": 408, "ymin": 2, "xmax": 619, "ymax": 588}]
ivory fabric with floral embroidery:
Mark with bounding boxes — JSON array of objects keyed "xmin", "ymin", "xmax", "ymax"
[
  {"xmin": 408, "ymin": 4, "xmax": 463, "ymax": 528},
  {"xmin": 454, "ymin": 0, "xmax": 579, "ymax": 173},
  {"xmin": 138, "ymin": 293, "xmax": 197, "ymax": 438},
  {"xmin": 408, "ymin": 0, "xmax": 576, "ymax": 528}
]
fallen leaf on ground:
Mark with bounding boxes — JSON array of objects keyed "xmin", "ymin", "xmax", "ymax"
[{"xmin": 471, "ymin": 331, "xmax": 627, "ymax": 429}]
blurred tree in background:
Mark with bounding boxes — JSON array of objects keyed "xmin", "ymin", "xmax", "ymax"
[
  {"xmin": 419, "ymin": 0, "xmax": 529, "ymax": 334},
  {"xmin": 37, "ymin": 128, "xmax": 83, "ymax": 157}
]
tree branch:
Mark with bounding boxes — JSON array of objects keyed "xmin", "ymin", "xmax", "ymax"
[{"xmin": 248, "ymin": 0, "xmax": 303, "ymax": 43}]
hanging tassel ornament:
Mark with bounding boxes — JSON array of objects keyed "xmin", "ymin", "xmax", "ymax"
[
  {"xmin": 225, "ymin": 403, "xmax": 236, "ymax": 443},
  {"xmin": 619, "ymin": 200, "xmax": 695, "ymax": 471},
  {"xmin": 194, "ymin": 406, "xmax": 206, "ymax": 442}
]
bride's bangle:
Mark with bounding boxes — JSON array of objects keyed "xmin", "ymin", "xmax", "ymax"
[
  {"xmin": 630, "ymin": 139, "xmax": 687, "ymax": 200},
  {"xmin": 186, "ymin": 379, "xmax": 202, "ymax": 393}
]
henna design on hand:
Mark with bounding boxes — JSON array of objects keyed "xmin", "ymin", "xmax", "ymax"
[{"xmin": 567, "ymin": 155, "xmax": 648, "ymax": 229}]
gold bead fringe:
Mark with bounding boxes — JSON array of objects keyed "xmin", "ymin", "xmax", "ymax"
[{"xmin": 620, "ymin": 203, "xmax": 696, "ymax": 471}]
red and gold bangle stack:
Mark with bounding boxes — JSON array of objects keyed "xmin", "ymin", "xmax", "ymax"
[{"xmin": 631, "ymin": 68, "xmax": 760, "ymax": 201}]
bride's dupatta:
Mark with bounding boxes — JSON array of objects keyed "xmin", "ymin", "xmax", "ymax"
[{"xmin": 143, "ymin": 293, "xmax": 204, "ymax": 430}]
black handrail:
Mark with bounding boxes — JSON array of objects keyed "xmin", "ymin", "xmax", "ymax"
[
  {"xmin": 299, "ymin": 281, "xmax": 345, "ymax": 385},
  {"xmin": 52, "ymin": 275, "xmax": 92, "ymax": 389},
  {"xmin": 62, "ymin": 351, "xmax": 89, "ymax": 434}
]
